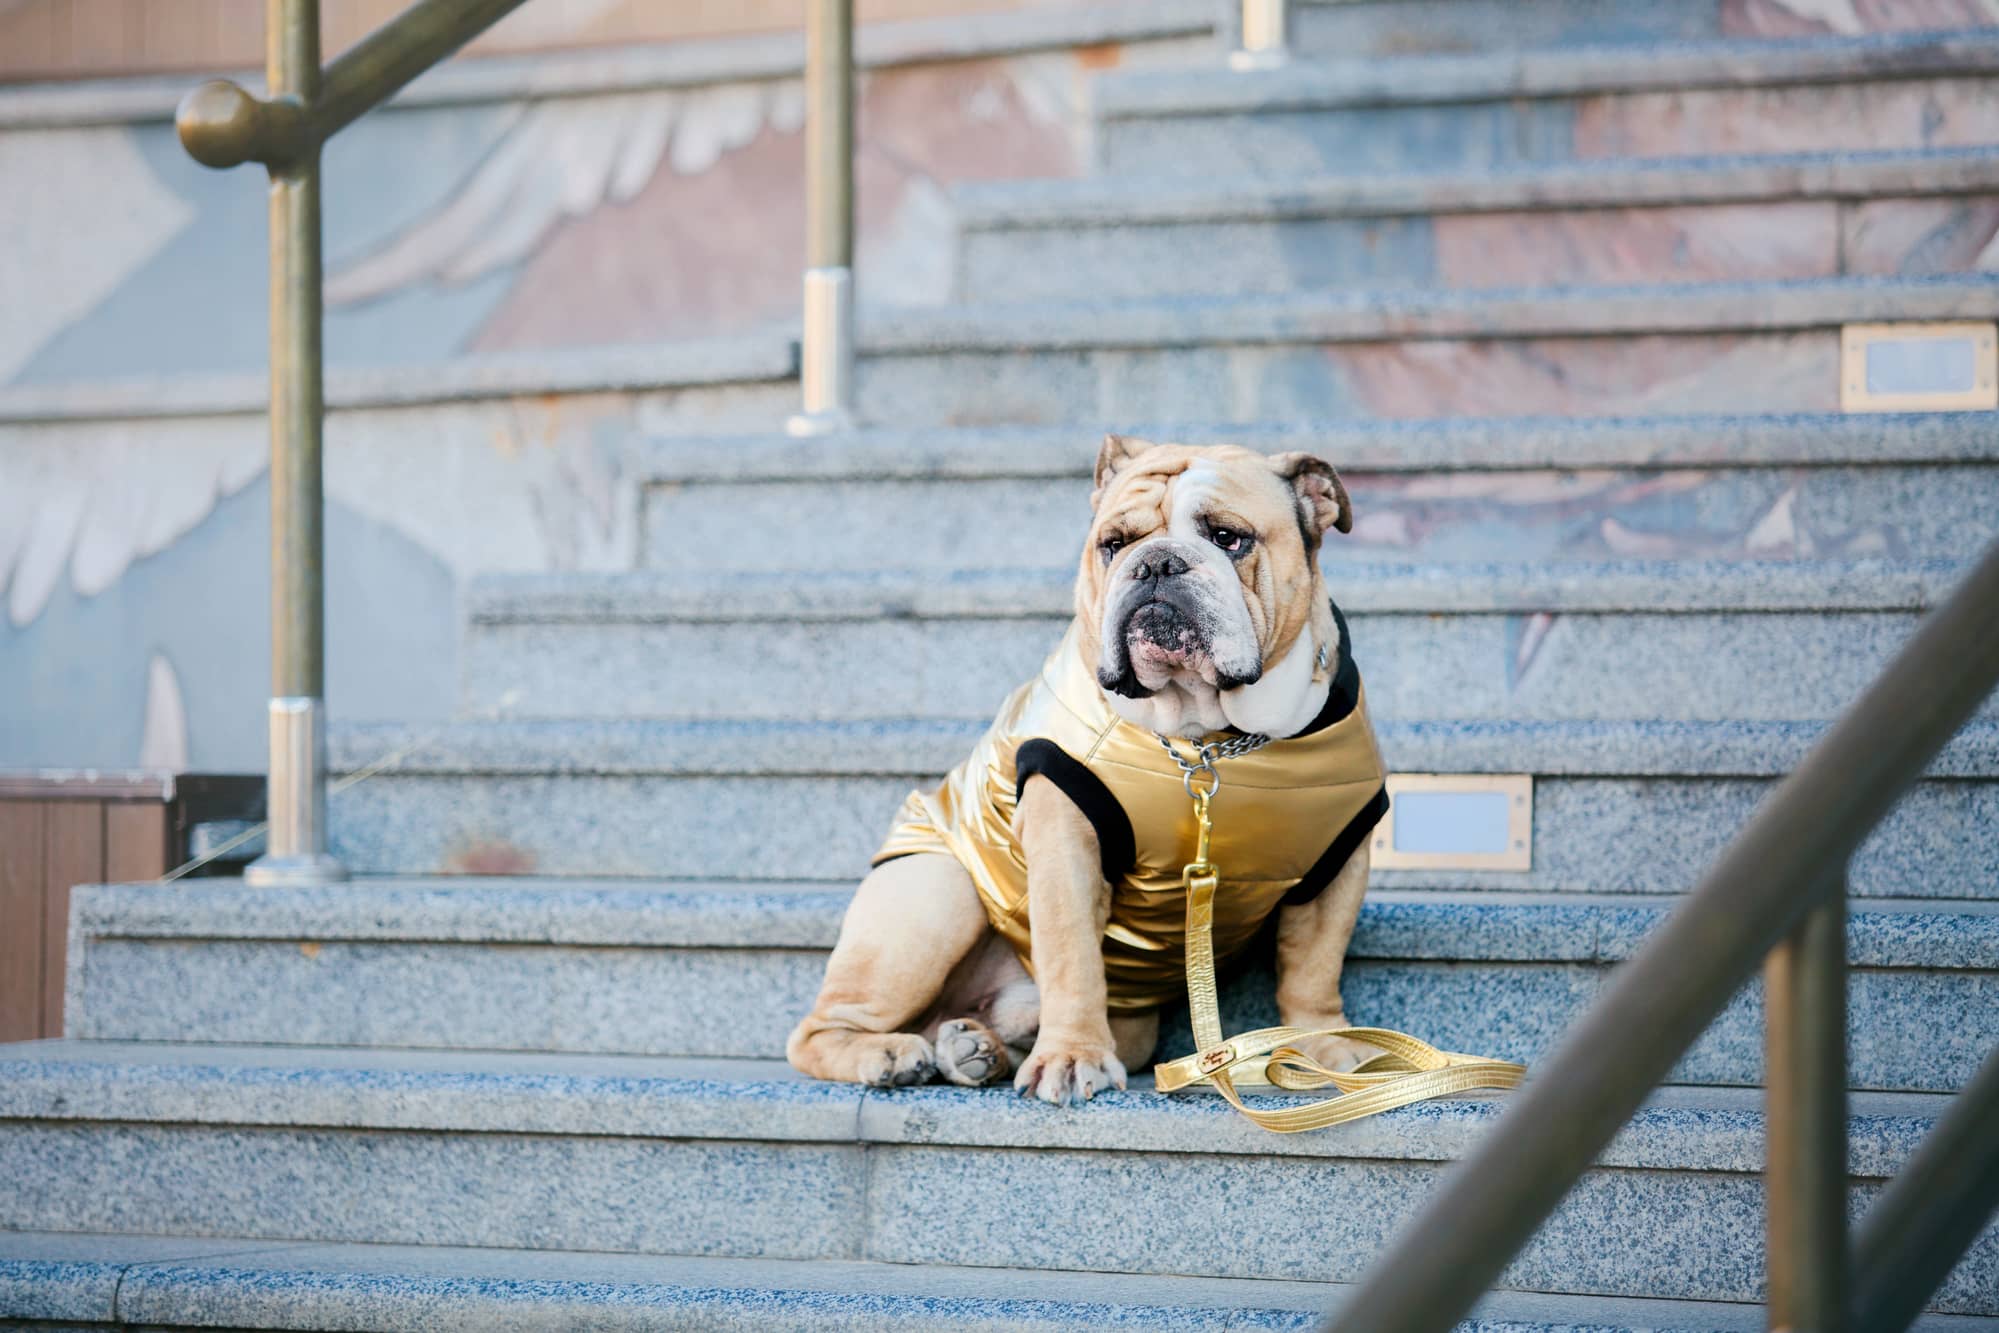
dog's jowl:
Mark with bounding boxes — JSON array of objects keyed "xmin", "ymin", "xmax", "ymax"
[{"xmin": 787, "ymin": 435, "xmax": 1389, "ymax": 1105}]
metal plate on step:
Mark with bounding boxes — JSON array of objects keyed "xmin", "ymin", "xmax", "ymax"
[
  {"xmin": 1372, "ymin": 773, "xmax": 1532, "ymax": 872},
  {"xmin": 1842, "ymin": 321, "xmax": 1997, "ymax": 413}
]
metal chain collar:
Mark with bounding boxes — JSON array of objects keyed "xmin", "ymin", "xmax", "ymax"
[{"xmin": 1156, "ymin": 730, "xmax": 1273, "ymax": 799}]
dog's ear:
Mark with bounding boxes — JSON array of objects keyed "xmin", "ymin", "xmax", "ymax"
[
  {"xmin": 1270, "ymin": 452, "xmax": 1353, "ymax": 538},
  {"xmin": 1091, "ymin": 433, "xmax": 1152, "ymax": 509}
]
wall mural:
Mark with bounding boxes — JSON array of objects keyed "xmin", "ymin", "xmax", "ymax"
[
  {"xmin": 2, "ymin": 0, "xmax": 1993, "ymax": 771},
  {"xmin": 0, "ymin": 48, "xmax": 1093, "ymax": 770}
]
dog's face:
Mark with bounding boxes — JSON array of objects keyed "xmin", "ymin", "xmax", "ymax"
[{"xmin": 1077, "ymin": 435, "xmax": 1352, "ymax": 740}]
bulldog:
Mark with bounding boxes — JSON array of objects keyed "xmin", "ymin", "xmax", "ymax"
[{"xmin": 787, "ymin": 435, "xmax": 1389, "ymax": 1104}]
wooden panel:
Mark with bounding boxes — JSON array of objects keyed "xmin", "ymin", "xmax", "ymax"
[
  {"xmin": 41, "ymin": 802, "xmax": 103, "ymax": 1040},
  {"xmin": 105, "ymin": 802, "xmax": 170, "ymax": 883},
  {"xmin": 0, "ymin": 803, "xmax": 46, "ymax": 1044}
]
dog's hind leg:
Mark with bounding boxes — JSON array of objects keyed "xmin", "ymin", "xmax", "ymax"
[
  {"xmin": 787, "ymin": 852, "xmax": 989, "ymax": 1087},
  {"xmin": 929, "ymin": 933, "xmax": 1030, "ymax": 1087}
]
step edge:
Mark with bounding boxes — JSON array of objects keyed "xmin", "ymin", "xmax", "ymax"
[
  {"xmin": 859, "ymin": 274, "xmax": 1999, "ymax": 353},
  {"xmin": 631, "ymin": 413, "xmax": 1999, "ymax": 482},
  {"xmin": 321, "ymin": 717, "xmax": 1999, "ymax": 779},
  {"xmin": 12, "ymin": 276, "xmax": 1997, "ymax": 425},
  {"xmin": 25, "ymin": 1232, "xmax": 1994, "ymax": 1333},
  {"xmin": 1091, "ymin": 28, "xmax": 1999, "ymax": 119},
  {"xmin": 68, "ymin": 879, "xmax": 1999, "ymax": 969},
  {"xmin": 461, "ymin": 558, "xmax": 1972, "ymax": 623},
  {"xmin": 0, "ymin": 1043, "xmax": 1951, "ymax": 1175},
  {"xmin": 953, "ymin": 146, "xmax": 1999, "ymax": 228}
]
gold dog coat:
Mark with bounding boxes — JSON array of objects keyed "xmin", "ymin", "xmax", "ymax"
[{"xmin": 873, "ymin": 608, "xmax": 1389, "ymax": 1011}]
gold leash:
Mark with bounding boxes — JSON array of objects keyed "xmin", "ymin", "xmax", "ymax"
[{"xmin": 1150, "ymin": 747, "xmax": 1526, "ymax": 1132}]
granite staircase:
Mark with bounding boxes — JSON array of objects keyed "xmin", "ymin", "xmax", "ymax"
[{"xmin": 7, "ymin": 11, "xmax": 1999, "ymax": 1331}]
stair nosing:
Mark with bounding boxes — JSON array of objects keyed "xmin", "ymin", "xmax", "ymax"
[
  {"xmin": 10, "ymin": 277, "xmax": 1995, "ymax": 425},
  {"xmin": 324, "ymin": 716, "xmax": 1999, "ymax": 780},
  {"xmin": 954, "ymin": 145, "xmax": 1999, "ymax": 229},
  {"xmin": 861, "ymin": 274, "xmax": 1999, "ymax": 353},
  {"xmin": 633, "ymin": 413, "xmax": 1999, "ymax": 481},
  {"xmin": 25, "ymin": 1230, "xmax": 1985, "ymax": 1333},
  {"xmin": 69, "ymin": 879, "xmax": 1999, "ymax": 969},
  {"xmin": 1091, "ymin": 28, "xmax": 1999, "ymax": 119},
  {"xmin": 0, "ymin": 1040, "xmax": 1952, "ymax": 1175},
  {"xmin": 463, "ymin": 558, "xmax": 1972, "ymax": 624}
]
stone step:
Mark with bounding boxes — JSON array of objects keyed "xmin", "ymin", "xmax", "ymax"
[
  {"xmin": 8, "ymin": 1232, "xmax": 1998, "ymax": 1333},
  {"xmin": 12, "ymin": 278, "xmax": 1995, "ymax": 441},
  {"xmin": 460, "ymin": 560, "xmax": 1974, "ymax": 723},
  {"xmin": 63, "ymin": 878, "xmax": 1999, "ymax": 1095},
  {"xmin": 0, "ymin": 1043, "xmax": 1992, "ymax": 1314},
  {"xmin": 1287, "ymin": 0, "xmax": 1999, "ymax": 61},
  {"xmin": 953, "ymin": 147, "xmax": 1999, "ymax": 302},
  {"xmin": 321, "ymin": 716, "xmax": 1999, "ymax": 898},
  {"xmin": 852, "ymin": 275, "xmax": 1999, "ymax": 425},
  {"xmin": 1093, "ymin": 30, "xmax": 1999, "ymax": 178},
  {"xmin": 635, "ymin": 412, "xmax": 1998, "ymax": 574}
]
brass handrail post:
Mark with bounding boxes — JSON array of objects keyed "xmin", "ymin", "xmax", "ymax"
[
  {"xmin": 252, "ymin": 0, "xmax": 346, "ymax": 887},
  {"xmin": 1231, "ymin": 0, "xmax": 1289, "ymax": 70},
  {"xmin": 1765, "ymin": 883, "xmax": 1848, "ymax": 1333},
  {"xmin": 1852, "ymin": 1045, "xmax": 1999, "ymax": 1330},
  {"xmin": 179, "ymin": 0, "xmax": 534, "ymax": 887},
  {"xmin": 786, "ymin": 0, "xmax": 857, "ymax": 436},
  {"xmin": 1322, "ymin": 540, "xmax": 1999, "ymax": 1333}
]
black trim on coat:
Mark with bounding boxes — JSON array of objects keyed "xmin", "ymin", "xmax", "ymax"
[
  {"xmin": 1288, "ymin": 599, "xmax": 1362, "ymax": 739},
  {"xmin": 1281, "ymin": 785, "xmax": 1391, "ymax": 907},
  {"xmin": 1015, "ymin": 738, "xmax": 1138, "ymax": 882}
]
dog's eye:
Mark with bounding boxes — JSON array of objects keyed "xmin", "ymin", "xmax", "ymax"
[
  {"xmin": 1209, "ymin": 527, "xmax": 1252, "ymax": 554},
  {"xmin": 1099, "ymin": 536, "xmax": 1126, "ymax": 563}
]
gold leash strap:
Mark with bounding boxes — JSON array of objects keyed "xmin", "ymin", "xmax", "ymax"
[{"xmin": 1153, "ymin": 795, "xmax": 1525, "ymax": 1133}]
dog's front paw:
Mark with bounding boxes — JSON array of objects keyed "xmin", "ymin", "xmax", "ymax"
[{"xmin": 1014, "ymin": 1040, "xmax": 1126, "ymax": 1106}]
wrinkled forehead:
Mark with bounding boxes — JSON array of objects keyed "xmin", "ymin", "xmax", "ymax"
[{"xmin": 1097, "ymin": 447, "xmax": 1290, "ymax": 531}]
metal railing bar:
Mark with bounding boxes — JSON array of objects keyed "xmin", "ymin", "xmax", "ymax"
[
  {"xmin": 266, "ymin": 0, "xmax": 320, "ymax": 710},
  {"xmin": 1324, "ymin": 537, "xmax": 1999, "ymax": 1333},
  {"xmin": 786, "ymin": 0, "xmax": 857, "ymax": 436},
  {"xmin": 178, "ymin": 0, "xmax": 538, "ymax": 888},
  {"xmin": 241, "ymin": 0, "xmax": 344, "ymax": 889},
  {"xmin": 314, "ymin": 0, "xmax": 532, "ymax": 144},
  {"xmin": 1764, "ymin": 888, "xmax": 1849, "ymax": 1333},
  {"xmin": 178, "ymin": 0, "xmax": 531, "ymax": 171},
  {"xmin": 1850, "ymin": 1044, "xmax": 1999, "ymax": 1333},
  {"xmin": 803, "ymin": 0, "xmax": 853, "ymax": 275}
]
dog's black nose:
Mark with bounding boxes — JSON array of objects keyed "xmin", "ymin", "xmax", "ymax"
[{"xmin": 1130, "ymin": 549, "xmax": 1189, "ymax": 581}]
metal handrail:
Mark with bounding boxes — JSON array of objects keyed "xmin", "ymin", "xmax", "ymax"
[
  {"xmin": 175, "ymin": 0, "xmax": 532, "ymax": 887},
  {"xmin": 1326, "ymin": 536, "xmax": 1999, "ymax": 1332},
  {"xmin": 1852, "ymin": 1045, "xmax": 1999, "ymax": 1331},
  {"xmin": 788, "ymin": 0, "xmax": 857, "ymax": 436}
]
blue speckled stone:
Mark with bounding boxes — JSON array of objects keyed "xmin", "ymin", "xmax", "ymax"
[
  {"xmin": 28, "ymin": 1228, "xmax": 1965, "ymax": 1331},
  {"xmin": 464, "ymin": 594, "xmax": 1969, "ymax": 727},
  {"xmin": 0, "ymin": 1042, "xmax": 1992, "ymax": 1315},
  {"xmin": 316, "ymin": 717, "xmax": 1999, "ymax": 896},
  {"xmin": 0, "ymin": 1121, "xmax": 863, "ymax": 1259},
  {"xmin": 64, "ymin": 882, "xmax": 1999, "ymax": 1092},
  {"xmin": 862, "ymin": 1144, "xmax": 1773, "ymax": 1300}
]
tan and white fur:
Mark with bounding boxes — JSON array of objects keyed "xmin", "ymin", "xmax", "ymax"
[{"xmin": 787, "ymin": 435, "xmax": 1377, "ymax": 1104}]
